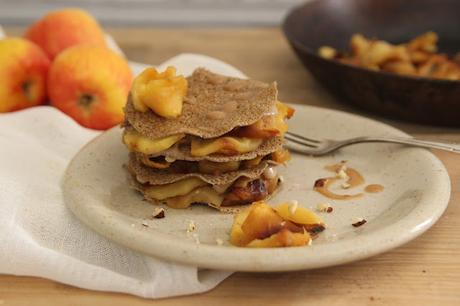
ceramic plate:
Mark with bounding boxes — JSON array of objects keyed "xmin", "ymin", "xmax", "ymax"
[{"xmin": 63, "ymin": 104, "xmax": 451, "ymax": 272}]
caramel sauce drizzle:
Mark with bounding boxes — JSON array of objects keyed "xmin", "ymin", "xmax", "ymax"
[
  {"xmin": 314, "ymin": 162, "xmax": 365, "ymax": 200},
  {"xmin": 315, "ymin": 162, "xmax": 385, "ymax": 200},
  {"xmin": 314, "ymin": 178, "xmax": 363, "ymax": 200}
]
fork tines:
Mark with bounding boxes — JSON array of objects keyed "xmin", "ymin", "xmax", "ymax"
[{"xmin": 285, "ymin": 131, "xmax": 320, "ymax": 148}]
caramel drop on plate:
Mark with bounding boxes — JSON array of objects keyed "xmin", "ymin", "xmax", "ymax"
[{"xmin": 365, "ymin": 184, "xmax": 384, "ymax": 193}]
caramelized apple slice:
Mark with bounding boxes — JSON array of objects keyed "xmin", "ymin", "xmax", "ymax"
[
  {"xmin": 232, "ymin": 101, "xmax": 294, "ymax": 139},
  {"xmin": 407, "ymin": 31, "xmax": 438, "ymax": 53},
  {"xmin": 131, "ymin": 66, "xmax": 187, "ymax": 118},
  {"xmin": 232, "ymin": 115, "xmax": 284, "ymax": 138},
  {"xmin": 318, "ymin": 46, "xmax": 338, "ymax": 59},
  {"xmin": 240, "ymin": 201, "xmax": 285, "ymax": 241},
  {"xmin": 222, "ymin": 179, "xmax": 268, "ymax": 206},
  {"xmin": 139, "ymin": 155, "xmax": 171, "ymax": 169},
  {"xmin": 276, "ymin": 101, "xmax": 295, "ymax": 119},
  {"xmin": 242, "ymin": 156, "xmax": 264, "ymax": 168},
  {"xmin": 230, "ymin": 201, "xmax": 324, "ymax": 248},
  {"xmin": 271, "ymin": 148, "xmax": 291, "ymax": 164},
  {"xmin": 225, "ymin": 175, "xmax": 280, "ymax": 204},
  {"xmin": 246, "ymin": 229, "xmax": 311, "ymax": 248},
  {"xmin": 230, "ymin": 201, "xmax": 310, "ymax": 247},
  {"xmin": 144, "ymin": 177, "xmax": 208, "ymax": 200},
  {"xmin": 191, "ymin": 137, "xmax": 262, "ymax": 156},
  {"xmin": 165, "ymin": 186, "xmax": 224, "ymax": 209},
  {"xmin": 274, "ymin": 203, "xmax": 323, "ymax": 226},
  {"xmin": 123, "ymin": 129, "xmax": 184, "ymax": 155},
  {"xmin": 198, "ymin": 160, "xmax": 240, "ymax": 174},
  {"xmin": 230, "ymin": 207, "xmax": 252, "ymax": 246}
]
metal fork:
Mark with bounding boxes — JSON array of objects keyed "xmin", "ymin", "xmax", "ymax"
[{"xmin": 285, "ymin": 131, "xmax": 460, "ymax": 156}]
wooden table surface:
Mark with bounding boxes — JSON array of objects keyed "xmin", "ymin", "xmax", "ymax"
[{"xmin": 2, "ymin": 28, "xmax": 460, "ymax": 306}]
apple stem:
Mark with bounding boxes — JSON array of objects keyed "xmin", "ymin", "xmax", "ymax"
[
  {"xmin": 22, "ymin": 80, "xmax": 33, "ymax": 102},
  {"xmin": 79, "ymin": 94, "xmax": 94, "ymax": 108}
]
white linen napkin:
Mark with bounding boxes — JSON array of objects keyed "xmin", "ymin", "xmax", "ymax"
[{"xmin": 0, "ymin": 53, "xmax": 247, "ymax": 298}]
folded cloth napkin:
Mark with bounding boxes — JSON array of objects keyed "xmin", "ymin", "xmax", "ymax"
[{"xmin": 0, "ymin": 53, "xmax": 246, "ymax": 298}]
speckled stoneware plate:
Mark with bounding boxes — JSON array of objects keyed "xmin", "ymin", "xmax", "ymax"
[{"xmin": 63, "ymin": 104, "xmax": 451, "ymax": 272}]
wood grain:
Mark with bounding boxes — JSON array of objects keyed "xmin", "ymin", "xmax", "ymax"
[{"xmin": 1, "ymin": 28, "xmax": 460, "ymax": 306}]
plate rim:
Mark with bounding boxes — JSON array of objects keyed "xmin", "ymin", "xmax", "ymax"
[{"xmin": 63, "ymin": 104, "xmax": 451, "ymax": 272}]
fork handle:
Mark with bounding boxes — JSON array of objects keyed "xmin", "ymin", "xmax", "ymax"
[{"xmin": 348, "ymin": 136, "xmax": 460, "ymax": 153}]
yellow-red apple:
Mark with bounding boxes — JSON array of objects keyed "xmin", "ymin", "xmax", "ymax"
[
  {"xmin": 0, "ymin": 38, "xmax": 50, "ymax": 113},
  {"xmin": 25, "ymin": 8, "xmax": 107, "ymax": 59},
  {"xmin": 48, "ymin": 45, "xmax": 133, "ymax": 130}
]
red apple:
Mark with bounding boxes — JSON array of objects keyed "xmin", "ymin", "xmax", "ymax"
[
  {"xmin": 47, "ymin": 45, "xmax": 133, "ymax": 130},
  {"xmin": 0, "ymin": 38, "xmax": 50, "ymax": 113},
  {"xmin": 25, "ymin": 8, "xmax": 107, "ymax": 59}
]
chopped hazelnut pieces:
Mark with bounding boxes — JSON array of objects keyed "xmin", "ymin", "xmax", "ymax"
[
  {"xmin": 316, "ymin": 203, "xmax": 333, "ymax": 213},
  {"xmin": 352, "ymin": 218, "xmax": 367, "ymax": 227},
  {"xmin": 216, "ymin": 238, "xmax": 224, "ymax": 246},
  {"xmin": 304, "ymin": 223, "xmax": 326, "ymax": 235},
  {"xmin": 187, "ymin": 220, "xmax": 197, "ymax": 233},
  {"xmin": 152, "ymin": 207, "xmax": 165, "ymax": 219},
  {"xmin": 314, "ymin": 178, "xmax": 327, "ymax": 188},
  {"xmin": 341, "ymin": 182, "xmax": 351, "ymax": 189},
  {"xmin": 337, "ymin": 168, "xmax": 349, "ymax": 180}
]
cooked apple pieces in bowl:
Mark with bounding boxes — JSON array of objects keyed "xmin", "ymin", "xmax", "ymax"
[
  {"xmin": 230, "ymin": 201, "xmax": 325, "ymax": 248},
  {"xmin": 319, "ymin": 32, "xmax": 460, "ymax": 80}
]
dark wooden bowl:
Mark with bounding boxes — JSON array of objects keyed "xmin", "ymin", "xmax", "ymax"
[{"xmin": 282, "ymin": 0, "xmax": 460, "ymax": 126}]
